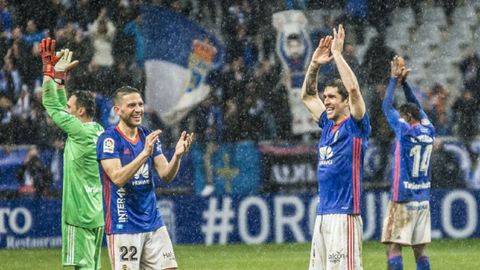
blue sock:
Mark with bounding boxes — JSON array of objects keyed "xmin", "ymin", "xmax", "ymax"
[
  {"xmin": 416, "ymin": 256, "xmax": 431, "ymax": 270},
  {"xmin": 388, "ymin": 255, "xmax": 403, "ymax": 270}
]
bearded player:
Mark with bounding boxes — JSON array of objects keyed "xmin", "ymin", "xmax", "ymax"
[{"xmin": 96, "ymin": 86, "xmax": 193, "ymax": 270}]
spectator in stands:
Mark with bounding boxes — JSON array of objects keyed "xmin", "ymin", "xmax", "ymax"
[
  {"xmin": 345, "ymin": 0, "xmax": 368, "ymax": 44},
  {"xmin": 88, "ymin": 7, "xmax": 116, "ymax": 69},
  {"xmin": 223, "ymin": 98, "xmax": 241, "ymax": 142},
  {"xmin": 0, "ymin": 93, "xmax": 13, "ymax": 144},
  {"xmin": 368, "ymin": 82, "xmax": 395, "ymax": 187},
  {"xmin": 459, "ymin": 48, "xmax": 480, "ymax": 103},
  {"xmin": 239, "ymin": 82, "xmax": 267, "ymax": 141},
  {"xmin": 0, "ymin": 0, "xmax": 12, "ymax": 34},
  {"xmin": 425, "ymin": 83, "xmax": 450, "ymax": 136},
  {"xmin": 229, "ymin": 24, "xmax": 258, "ymax": 70},
  {"xmin": 16, "ymin": 145, "xmax": 52, "ymax": 197},
  {"xmin": 361, "ymin": 35, "xmax": 396, "ymax": 85},
  {"xmin": 123, "ymin": 14, "xmax": 144, "ymax": 68},
  {"xmin": 251, "ymin": 59, "xmax": 281, "ymax": 139},
  {"xmin": 343, "ymin": 43, "xmax": 361, "ymax": 81},
  {"xmin": 222, "ymin": 0, "xmax": 258, "ymax": 62},
  {"xmin": 0, "ymin": 58, "xmax": 21, "ymax": 101},
  {"xmin": 220, "ymin": 56, "xmax": 248, "ymax": 102},
  {"xmin": 194, "ymin": 94, "xmax": 224, "ymax": 196},
  {"xmin": 451, "ymin": 88, "xmax": 478, "ymax": 141},
  {"xmin": 284, "ymin": 0, "xmax": 307, "ymax": 10},
  {"xmin": 22, "ymin": 19, "xmax": 44, "ymax": 47},
  {"xmin": 7, "ymin": 26, "xmax": 40, "ymax": 87},
  {"xmin": 367, "ymin": 0, "xmax": 394, "ymax": 36}
]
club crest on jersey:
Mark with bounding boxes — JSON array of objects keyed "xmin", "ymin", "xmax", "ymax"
[
  {"xmin": 103, "ymin": 138, "xmax": 115, "ymax": 153},
  {"xmin": 319, "ymin": 146, "xmax": 333, "ymax": 165}
]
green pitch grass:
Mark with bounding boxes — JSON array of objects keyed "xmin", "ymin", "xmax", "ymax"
[{"xmin": 0, "ymin": 239, "xmax": 479, "ymax": 270}]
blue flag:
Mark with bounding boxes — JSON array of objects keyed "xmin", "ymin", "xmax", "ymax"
[{"xmin": 142, "ymin": 5, "xmax": 224, "ymax": 125}]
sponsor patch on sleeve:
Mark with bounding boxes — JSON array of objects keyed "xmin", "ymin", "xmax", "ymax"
[{"xmin": 103, "ymin": 138, "xmax": 115, "ymax": 153}]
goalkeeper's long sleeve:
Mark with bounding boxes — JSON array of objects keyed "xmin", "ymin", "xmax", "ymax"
[
  {"xmin": 42, "ymin": 79, "xmax": 86, "ymax": 140},
  {"xmin": 57, "ymin": 87, "xmax": 67, "ymax": 108}
]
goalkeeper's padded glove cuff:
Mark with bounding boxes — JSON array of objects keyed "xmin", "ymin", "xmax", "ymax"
[
  {"xmin": 54, "ymin": 70, "xmax": 66, "ymax": 81},
  {"xmin": 43, "ymin": 64, "xmax": 55, "ymax": 78},
  {"xmin": 54, "ymin": 78, "xmax": 65, "ymax": 85}
]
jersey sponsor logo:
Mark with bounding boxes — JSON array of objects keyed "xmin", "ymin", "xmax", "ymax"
[
  {"xmin": 84, "ymin": 186, "xmax": 101, "ymax": 193},
  {"xmin": 134, "ymin": 164, "xmax": 149, "ymax": 179},
  {"xmin": 319, "ymin": 146, "xmax": 333, "ymax": 165},
  {"xmin": 406, "ymin": 204, "xmax": 429, "ymax": 211},
  {"xmin": 116, "ymin": 188, "xmax": 128, "ymax": 223},
  {"xmin": 410, "ymin": 135, "xmax": 433, "ymax": 144},
  {"xmin": 403, "ymin": 181, "xmax": 431, "ymax": 190},
  {"xmin": 328, "ymin": 249, "xmax": 346, "ymax": 264},
  {"xmin": 132, "ymin": 163, "xmax": 151, "ymax": 186},
  {"xmin": 103, "ymin": 138, "xmax": 115, "ymax": 153}
]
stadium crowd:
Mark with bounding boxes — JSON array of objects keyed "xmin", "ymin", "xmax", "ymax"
[{"xmin": 0, "ymin": 0, "xmax": 478, "ymax": 196}]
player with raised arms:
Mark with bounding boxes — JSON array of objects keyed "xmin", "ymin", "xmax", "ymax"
[
  {"xmin": 381, "ymin": 56, "xmax": 435, "ymax": 270},
  {"xmin": 40, "ymin": 37, "xmax": 105, "ymax": 270},
  {"xmin": 301, "ymin": 25, "xmax": 371, "ymax": 270},
  {"xmin": 96, "ymin": 86, "xmax": 193, "ymax": 270}
]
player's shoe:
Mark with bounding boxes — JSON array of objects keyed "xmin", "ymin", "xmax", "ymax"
[{"xmin": 201, "ymin": 185, "xmax": 214, "ymax": 197}]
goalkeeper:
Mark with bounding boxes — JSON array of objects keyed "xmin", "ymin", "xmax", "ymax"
[{"xmin": 40, "ymin": 37, "xmax": 104, "ymax": 270}]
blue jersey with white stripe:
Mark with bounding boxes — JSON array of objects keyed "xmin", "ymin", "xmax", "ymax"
[
  {"xmin": 383, "ymin": 78, "xmax": 436, "ymax": 202},
  {"xmin": 96, "ymin": 126, "xmax": 164, "ymax": 234},
  {"xmin": 316, "ymin": 111, "xmax": 371, "ymax": 215}
]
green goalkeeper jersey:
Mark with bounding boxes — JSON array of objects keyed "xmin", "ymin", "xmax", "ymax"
[{"xmin": 42, "ymin": 79, "xmax": 104, "ymax": 228}]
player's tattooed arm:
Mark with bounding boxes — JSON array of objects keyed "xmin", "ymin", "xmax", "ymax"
[
  {"xmin": 331, "ymin": 24, "xmax": 365, "ymax": 120},
  {"xmin": 300, "ymin": 36, "xmax": 333, "ymax": 121},
  {"xmin": 305, "ymin": 64, "xmax": 320, "ymax": 96}
]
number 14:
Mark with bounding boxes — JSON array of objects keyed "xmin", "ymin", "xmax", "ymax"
[{"xmin": 410, "ymin": 145, "xmax": 433, "ymax": 177}]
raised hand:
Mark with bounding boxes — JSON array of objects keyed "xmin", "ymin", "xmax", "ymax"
[
  {"xmin": 174, "ymin": 131, "xmax": 194, "ymax": 157},
  {"xmin": 331, "ymin": 24, "xmax": 345, "ymax": 54},
  {"xmin": 54, "ymin": 48, "xmax": 79, "ymax": 84},
  {"xmin": 143, "ymin": 130, "xmax": 161, "ymax": 157},
  {"xmin": 39, "ymin": 38, "xmax": 61, "ymax": 78},
  {"xmin": 391, "ymin": 55, "xmax": 411, "ymax": 81},
  {"xmin": 311, "ymin": 36, "xmax": 333, "ymax": 66}
]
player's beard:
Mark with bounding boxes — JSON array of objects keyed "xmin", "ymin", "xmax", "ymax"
[{"xmin": 121, "ymin": 111, "xmax": 143, "ymax": 128}]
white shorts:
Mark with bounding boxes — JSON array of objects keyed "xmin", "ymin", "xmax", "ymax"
[
  {"xmin": 309, "ymin": 214, "xmax": 363, "ymax": 270},
  {"xmin": 381, "ymin": 200, "xmax": 431, "ymax": 246},
  {"xmin": 106, "ymin": 226, "xmax": 178, "ymax": 270}
]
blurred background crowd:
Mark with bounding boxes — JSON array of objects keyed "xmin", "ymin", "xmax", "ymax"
[{"xmin": 1, "ymin": 0, "xmax": 479, "ymax": 197}]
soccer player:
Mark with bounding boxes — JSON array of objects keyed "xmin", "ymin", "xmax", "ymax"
[
  {"xmin": 302, "ymin": 25, "xmax": 370, "ymax": 270},
  {"xmin": 40, "ymin": 38, "xmax": 105, "ymax": 270},
  {"xmin": 97, "ymin": 86, "xmax": 193, "ymax": 270},
  {"xmin": 381, "ymin": 56, "xmax": 435, "ymax": 270}
]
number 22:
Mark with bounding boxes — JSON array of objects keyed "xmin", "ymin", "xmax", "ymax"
[{"xmin": 120, "ymin": 246, "xmax": 138, "ymax": 261}]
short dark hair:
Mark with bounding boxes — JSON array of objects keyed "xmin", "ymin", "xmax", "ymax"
[
  {"xmin": 399, "ymin": 102, "xmax": 421, "ymax": 122},
  {"xmin": 113, "ymin": 86, "xmax": 141, "ymax": 105},
  {"xmin": 324, "ymin": 78, "xmax": 349, "ymax": 101},
  {"xmin": 69, "ymin": 90, "xmax": 96, "ymax": 118}
]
